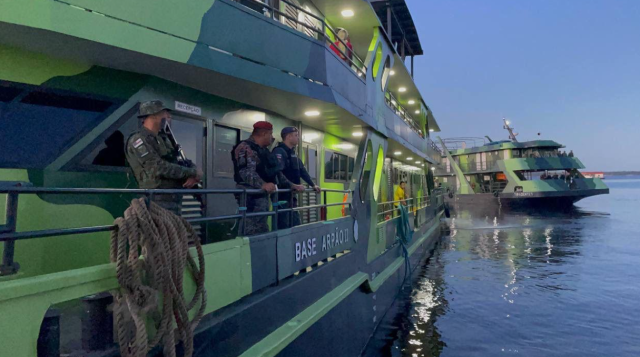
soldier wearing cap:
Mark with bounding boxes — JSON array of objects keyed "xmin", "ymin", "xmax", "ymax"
[
  {"xmin": 125, "ymin": 100, "xmax": 201, "ymax": 215},
  {"xmin": 272, "ymin": 126, "xmax": 321, "ymax": 228},
  {"xmin": 232, "ymin": 121, "xmax": 304, "ymax": 235}
]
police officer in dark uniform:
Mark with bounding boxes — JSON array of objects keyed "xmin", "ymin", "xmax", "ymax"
[
  {"xmin": 232, "ymin": 121, "xmax": 304, "ymax": 235},
  {"xmin": 272, "ymin": 127, "xmax": 321, "ymax": 229},
  {"xmin": 125, "ymin": 100, "xmax": 201, "ymax": 215}
]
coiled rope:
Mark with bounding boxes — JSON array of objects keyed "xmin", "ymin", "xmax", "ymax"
[{"xmin": 110, "ymin": 198, "xmax": 207, "ymax": 357}]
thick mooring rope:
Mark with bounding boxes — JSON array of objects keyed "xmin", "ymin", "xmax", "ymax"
[{"xmin": 110, "ymin": 198, "xmax": 207, "ymax": 357}]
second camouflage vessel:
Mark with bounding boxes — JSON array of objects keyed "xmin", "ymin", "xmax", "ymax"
[{"xmin": 434, "ymin": 120, "xmax": 609, "ymax": 208}]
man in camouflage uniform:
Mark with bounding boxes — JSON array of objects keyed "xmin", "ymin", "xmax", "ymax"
[
  {"xmin": 125, "ymin": 100, "xmax": 201, "ymax": 215},
  {"xmin": 232, "ymin": 121, "xmax": 304, "ymax": 235}
]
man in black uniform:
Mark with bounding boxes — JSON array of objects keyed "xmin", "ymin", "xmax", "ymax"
[
  {"xmin": 272, "ymin": 127, "xmax": 321, "ymax": 229},
  {"xmin": 232, "ymin": 122, "xmax": 304, "ymax": 235}
]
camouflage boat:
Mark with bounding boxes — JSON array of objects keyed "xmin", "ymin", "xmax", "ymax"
[
  {"xmin": 434, "ymin": 120, "xmax": 609, "ymax": 208},
  {"xmin": 0, "ymin": 0, "xmax": 445, "ymax": 356}
]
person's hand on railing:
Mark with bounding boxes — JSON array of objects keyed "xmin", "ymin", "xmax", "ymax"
[
  {"xmin": 183, "ymin": 177, "xmax": 200, "ymax": 188},
  {"xmin": 262, "ymin": 182, "xmax": 277, "ymax": 193},
  {"xmin": 293, "ymin": 184, "xmax": 305, "ymax": 192},
  {"xmin": 313, "ymin": 185, "xmax": 321, "ymax": 193}
]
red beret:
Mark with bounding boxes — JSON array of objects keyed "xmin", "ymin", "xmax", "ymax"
[{"xmin": 253, "ymin": 121, "xmax": 273, "ymax": 130}]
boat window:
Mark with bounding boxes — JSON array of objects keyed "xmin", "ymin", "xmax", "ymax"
[
  {"xmin": 214, "ymin": 125, "xmax": 239, "ymax": 178},
  {"xmin": 69, "ymin": 106, "xmax": 138, "ymax": 170},
  {"xmin": 380, "ymin": 56, "xmax": 391, "ymax": 91},
  {"xmin": 372, "ymin": 44, "xmax": 383, "ymax": 81},
  {"xmin": 359, "ymin": 140, "xmax": 373, "ymax": 201},
  {"xmin": 324, "ymin": 150, "xmax": 353, "ymax": 182},
  {"xmin": 0, "ymin": 82, "xmax": 117, "ymax": 169}
]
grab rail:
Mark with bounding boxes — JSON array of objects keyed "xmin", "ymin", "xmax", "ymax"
[{"xmin": 0, "ymin": 185, "xmax": 351, "ymax": 276}]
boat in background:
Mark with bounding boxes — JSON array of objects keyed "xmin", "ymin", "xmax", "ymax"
[{"xmin": 434, "ymin": 119, "xmax": 609, "ymax": 208}]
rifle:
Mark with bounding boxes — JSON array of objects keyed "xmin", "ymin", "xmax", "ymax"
[{"xmin": 163, "ymin": 122, "xmax": 204, "ymax": 205}]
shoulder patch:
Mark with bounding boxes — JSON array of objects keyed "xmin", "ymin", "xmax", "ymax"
[
  {"xmin": 276, "ymin": 154, "xmax": 282, "ymax": 159},
  {"xmin": 133, "ymin": 138, "xmax": 144, "ymax": 148}
]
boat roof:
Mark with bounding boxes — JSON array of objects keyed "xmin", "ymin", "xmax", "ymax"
[
  {"xmin": 370, "ymin": 0, "xmax": 423, "ymax": 56},
  {"xmin": 445, "ymin": 139, "xmax": 564, "ymax": 155}
]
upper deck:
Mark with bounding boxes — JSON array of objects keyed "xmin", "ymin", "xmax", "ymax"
[
  {"xmin": 441, "ymin": 137, "xmax": 564, "ymax": 156},
  {"xmin": 0, "ymin": 0, "xmax": 441, "ymax": 163}
]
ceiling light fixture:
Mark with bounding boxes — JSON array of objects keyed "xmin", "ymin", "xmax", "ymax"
[
  {"xmin": 352, "ymin": 132, "xmax": 363, "ymax": 137},
  {"xmin": 390, "ymin": 70, "xmax": 395, "ymax": 76},
  {"xmin": 336, "ymin": 143, "xmax": 354, "ymax": 149},
  {"xmin": 407, "ymin": 157, "xmax": 413, "ymax": 161},
  {"xmin": 394, "ymin": 151, "xmax": 401, "ymax": 155},
  {"xmin": 302, "ymin": 133, "xmax": 319, "ymax": 142},
  {"xmin": 429, "ymin": 129, "xmax": 434, "ymax": 132},
  {"xmin": 398, "ymin": 87, "xmax": 407, "ymax": 92},
  {"xmin": 304, "ymin": 110, "xmax": 320, "ymax": 117},
  {"xmin": 415, "ymin": 110, "xmax": 420, "ymax": 114},
  {"xmin": 408, "ymin": 100, "xmax": 415, "ymax": 105},
  {"xmin": 341, "ymin": 9, "xmax": 354, "ymax": 17}
]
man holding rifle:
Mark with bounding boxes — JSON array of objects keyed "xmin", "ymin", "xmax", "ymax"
[{"xmin": 125, "ymin": 100, "xmax": 202, "ymax": 215}]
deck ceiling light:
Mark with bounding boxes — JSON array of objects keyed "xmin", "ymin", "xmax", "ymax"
[
  {"xmin": 352, "ymin": 132, "xmax": 363, "ymax": 137},
  {"xmin": 407, "ymin": 157, "xmax": 413, "ymax": 161},
  {"xmin": 302, "ymin": 133, "xmax": 319, "ymax": 142},
  {"xmin": 429, "ymin": 129, "xmax": 434, "ymax": 132},
  {"xmin": 415, "ymin": 110, "xmax": 420, "ymax": 114},
  {"xmin": 336, "ymin": 143, "xmax": 354, "ymax": 149},
  {"xmin": 305, "ymin": 110, "xmax": 320, "ymax": 117},
  {"xmin": 398, "ymin": 87, "xmax": 407, "ymax": 93},
  {"xmin": 431, "ymin": 166, "xmax": 436, "ymax": 171},
  {"xmin": 390, "ymin": 70, "xmax": 396, "ymax": 76},
  {"xmin": 394, "ymin": 151, "xmax": 402, "ymax": 155},
  {"xmin": 408, "ymin": 100, "xmax": 415, "ymax": 105},
  {"xmin": 341, "ymin": 9, "xmax": 354, "ymax": 18}
]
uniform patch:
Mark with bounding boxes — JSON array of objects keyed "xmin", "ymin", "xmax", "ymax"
[
  {"xmin": 133, "ymin": 138, "xmax": 144, "ymax": 148},
  {"xmin": 276, "ymin": 154, "xmax": 282, "ymax": 159}
]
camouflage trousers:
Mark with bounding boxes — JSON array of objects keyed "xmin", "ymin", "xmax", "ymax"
[
  {"xmin": 151, "ymin": 194, "xmax": 183, "ymax": 216},
  {"xmin": 237, "ymin": 194, "xmax": 270, "ymax": 236}
]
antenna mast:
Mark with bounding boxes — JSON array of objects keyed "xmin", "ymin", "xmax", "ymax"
[{"xmin": 503, "ymin": 118, "xmax": 518, "ymax": 142}]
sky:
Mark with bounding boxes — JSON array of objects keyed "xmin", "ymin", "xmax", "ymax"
[{"xmin": 406, "ymin": 0, "xmax": 640, "ymax": 171}]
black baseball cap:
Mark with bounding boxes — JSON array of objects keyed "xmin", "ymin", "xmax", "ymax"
[{"xmin": 281, "ymin": 126, "xmax": 299, "ymax": 139}]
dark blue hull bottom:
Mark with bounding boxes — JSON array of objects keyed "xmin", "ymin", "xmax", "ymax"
[{"xmin": 189, "ymin": 216, "xmax": 443, "ymax": 357}]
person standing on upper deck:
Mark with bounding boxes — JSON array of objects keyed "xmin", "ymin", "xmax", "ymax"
[
  {"xmin": 394, "ymin": 181, "xmax": 408, "ymax": 208},
  {"xmin": 125, "ymin": 100, "xmax": 201, "ymax": 215},
  {"xmin": 232, "ymin": 121, "xmax": 304, "ymax": 235},
  {"xmin": 272, "ymin": 126, "xmax": 321, "ymax": 229}
]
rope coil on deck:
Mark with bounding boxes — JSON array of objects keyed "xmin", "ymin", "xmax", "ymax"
[{"xmin": 110, "ymin": 198, "xmax": 207, "ymax": 357}]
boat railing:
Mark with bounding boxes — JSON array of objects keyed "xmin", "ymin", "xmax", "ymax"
[
  {"xmin": 438, "ymin": 137, "xmax": 488, "ymax": 151},
  {"xmin": 0, "ymin": 185, "xmax": 352, "ymax": 276},
  {"xmin": 376, "ymin": 194, "xmax": 433, "ymax": 223},
  {"xmin": 384, "ymin": 91, "xmax": 424, "ymax": 138},
  {"xmin": 232, "ymin": 0, "xmax": 367, "ymax": 78}
]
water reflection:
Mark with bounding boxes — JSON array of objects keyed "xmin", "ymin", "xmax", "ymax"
[{"xmin": 365, "ymin": 202, "xmax": 613, "ymax": 357}]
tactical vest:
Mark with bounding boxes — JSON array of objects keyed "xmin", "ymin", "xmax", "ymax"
[
  {"xmin": 232, "ymin": 139, "xmax": 280, "ymax": 185},
  {"xmin": 274, "ymin": 143, "xmax": 301, "ymax": 185}
]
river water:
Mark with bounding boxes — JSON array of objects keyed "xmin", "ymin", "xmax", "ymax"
[{"xmin": 365, "ymin": 176, "xmax": 640, "ymax": 357}]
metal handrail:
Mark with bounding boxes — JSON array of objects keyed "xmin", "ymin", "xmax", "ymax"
[
  {"xmin": 0, "ymin": 186, "xmax": 351, "ymax": 242},
  {"xmin": 232, "ymin": 0, "xmax": 367, "ymax": 78},
  {"xmin": 233, "ymin": 0, "xmax": 367, "ymax": 77},
  {"xmin": 385, "ymin": 91, "xmax": 423, "ymax": 137}
]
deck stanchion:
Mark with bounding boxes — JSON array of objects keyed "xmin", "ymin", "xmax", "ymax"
[
  {"xmin": 81, "ymin": 292, "xmax": 114, "ymax": 351},
  {"xmin": 241, "ymin": 190, "xmax": 247, "ymax": 236},
  {"xmin": 1, "ymin": 191, "xmax": 20, "ymax": 276}
]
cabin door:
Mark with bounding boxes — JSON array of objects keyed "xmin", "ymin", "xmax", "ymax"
[
  {"xmin": 301, "ymin": 143, "xmax": 320, "ymax": 224},
  {"xmin": 169, "ymin": 115, "xmax": 207, "ymax": 238}
]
